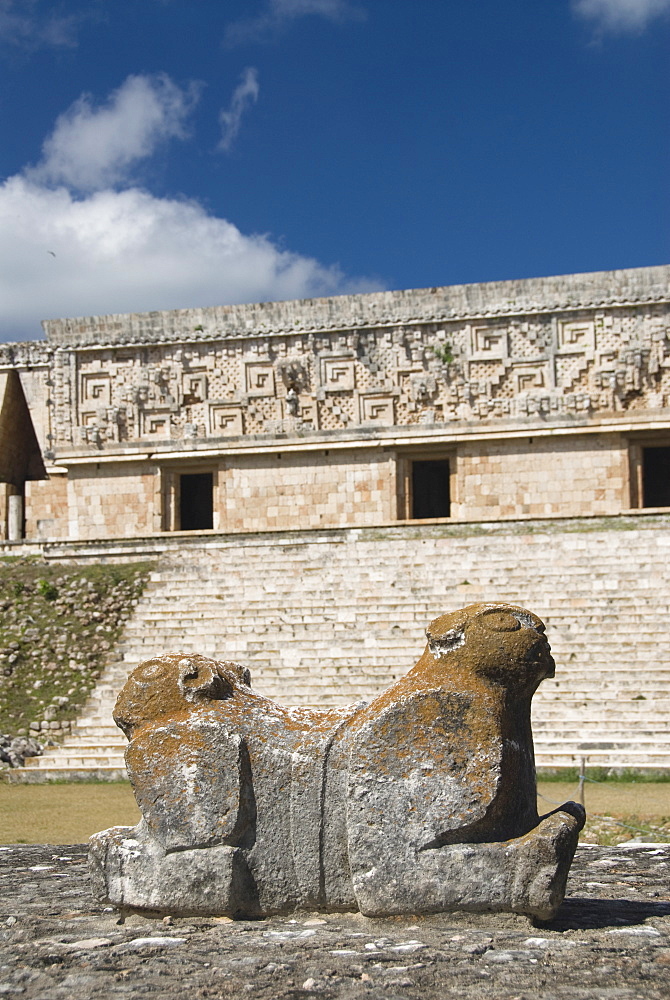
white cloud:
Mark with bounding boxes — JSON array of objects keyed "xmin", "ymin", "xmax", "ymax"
[
  {"xmin": 572, "ymin": 0, "xmax": 670, "ymax": 32},
  {"xmin": 219, "ymin": 67, "xmax": 259, "ymax": 152},
  {"xmin": 28, "ymin": 74, "xmax": 200, "ymax": 192},
  {"xmin": 0, "ymin": 177, "xmax": 379, "ymax": 341},
  {"xmin": 0, "ymin": 0, "xmax": 84, "ymax": 50},
  {"xmin": 0, "ymin": 71, "xmax": 380, "ymax": 342},
  {"xmin": 225, "ymin": 0, "xmax": 365, "ymax": 46},
  {"xmin": 269, "ymin": 0, "xmax": 363, "ymax": 17}
]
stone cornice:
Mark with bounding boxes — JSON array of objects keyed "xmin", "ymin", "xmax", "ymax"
[{"xmin": 37, "ymin": 265, "xmax": 670, "ymax": 350}]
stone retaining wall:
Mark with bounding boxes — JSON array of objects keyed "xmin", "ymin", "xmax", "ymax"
[{"xmin": 9, "ymin": 513, "xmax": 670, "ymax": 774}]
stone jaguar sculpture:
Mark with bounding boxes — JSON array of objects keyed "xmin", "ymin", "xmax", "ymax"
[{"xmin": 89, "ymin": 603, "xmax": 585, "ymax": 919}]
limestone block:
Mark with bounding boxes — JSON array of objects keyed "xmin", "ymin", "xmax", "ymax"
[{"xmin": 90, "ymin": 603, "xmax": 585, "ymax": 919}]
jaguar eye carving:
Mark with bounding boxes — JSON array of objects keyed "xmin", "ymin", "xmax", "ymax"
[{"xmin": 480, "ymin": 611, "xmax": 521, "ymax": 632}]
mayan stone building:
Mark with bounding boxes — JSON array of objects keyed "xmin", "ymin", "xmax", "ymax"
[
  {"xmin": 1, "ymin": 264, "xmax": 669, "ymax": 542},
  {"xmin": 3, "ymin": 263, "xmax": 670, "ymax": 774}
]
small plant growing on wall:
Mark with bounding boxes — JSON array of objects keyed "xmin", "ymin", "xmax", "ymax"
[
  {"xmin": 430, "ymin": 341, "xmax": 454, "ymax": 365},
  {"xmin": 36, "ymin": 578, "xmax": 58, "ymax": 601}
]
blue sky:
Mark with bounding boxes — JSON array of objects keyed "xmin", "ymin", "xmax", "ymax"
[{"xmin": 0, "ymin": 0, "xmax": 667, "ymax": 341}]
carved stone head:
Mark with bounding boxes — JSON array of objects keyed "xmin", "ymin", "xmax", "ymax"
[
  {"xmin": 423, "ymin": 602, "xmax": 555, "ymax": 692},
  {"xmin": 113, "ymin": 652, "xmax": 251, "ymax": 739}
]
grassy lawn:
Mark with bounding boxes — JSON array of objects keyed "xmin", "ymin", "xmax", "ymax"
[
  {"xmin": 538, "ymin": 780, "xmax": 670, "ymax": 846},
  {"xmin": 0, "ymin": 782, "xmax": 140, "ymax": 844},
  {"xmin": 0, "ymin": 781, "xmax": 669, "ymax": 845}
]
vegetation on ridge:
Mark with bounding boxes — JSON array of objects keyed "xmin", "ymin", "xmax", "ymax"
[{"xmin": 0, "ymin": 559, "xmax": 151, "ymax": 737}]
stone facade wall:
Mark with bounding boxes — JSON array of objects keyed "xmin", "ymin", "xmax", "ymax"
[
  {"xmin": 454, "ymin": 434, "xmax": 630, "ymax": 520},
  {"xmin": 0, "ymin": 266, "xmax": 668, "ymax": 541},
  {"xmin": 24, "ymin": 474, "xmax": 68, "ymax": 539},
  {"xmin": 65, "ymin": 464, "xmax": 159, "ymax": 540},
  {"xmin": 9, "ymin": 435, "xmax": 635, "ymax": 539},
  {"xmin": 218, "ymin": 449, "xmax": 396, "ymax": 533}
]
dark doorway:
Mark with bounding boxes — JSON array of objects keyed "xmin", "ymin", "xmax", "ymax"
[
  {"xmin": 642, "ymin": 447, "xmax": 670, "ymax": 507},
  {"xmin": 180, "ymin": 473, "xmax": 213, "ymax": 530},
  {"xmin": 0, "ymin": 370, "xmax": 46, "ymax": 539},
  {"xmin": 411, "ymin": 460, "xmax": 450, "ymax": 519}
]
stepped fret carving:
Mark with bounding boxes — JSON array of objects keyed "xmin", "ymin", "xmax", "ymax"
[
  {"xmin": 2, "ymin": 268, "xmax": 668, "ymax": 448},
  {"xmin": 24, "ymin": 300, "xmax": 667, "ymax": 447}
]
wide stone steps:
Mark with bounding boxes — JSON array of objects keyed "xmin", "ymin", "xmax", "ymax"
[
  {"xmin": 68, "ymin": 720, "xmax": 639, "ymax": 742},
  {"xmin": 25, "ymin": 713, "xmax": 670, "ymax": 776},
  {"xmin": 26, "ymin": 752, "xmax": 121, "ymax": 769},
  {"xmin": 25, "ymin": 744, "xmax": 670, "ymax": 776},
  {"xmin": 533, "ymin": 702, "xmax": 670, "ymax": 717},
  {"xmin": 17, "ymin": 521, "xmax": 670, "ymax": 776}
]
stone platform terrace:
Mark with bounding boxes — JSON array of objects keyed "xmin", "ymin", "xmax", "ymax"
[
  {"xmin": 14, "ymin": 513, "xmax": 670, "ymax": 779},
  {"xmin": 0, "ymin": 843, "xmax": 669, "ymax": 999}
]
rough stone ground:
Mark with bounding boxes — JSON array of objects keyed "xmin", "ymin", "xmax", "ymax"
[{"xmin": 0, "ymin": 843, "xmax": 669, "ymax": 999}]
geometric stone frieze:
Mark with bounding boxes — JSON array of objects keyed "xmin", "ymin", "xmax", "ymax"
[
  {"xmin": 322, "ymin": 357, "xmax": 356, "ymax": 391},
  {"xmin": 245, "ymin": 363, "xmax": 275, "ymax": 397},
  {"xmin": 557, "ymin": 318, "xmax": 595, "ymax": 354},
  {"xmin": 209, "ymin": 405, "xmax": 244, "ymax": 437},
  {"xmin": 359, "ymin": 393, "xmax": 395, "ymax": 425},
  {"xmin": 4, "ymin": 267, "xmax": 670, "ymax": 448},
  {"xmin": 469, "ymin": 325, "xmax": 509, "ymax": 360}
]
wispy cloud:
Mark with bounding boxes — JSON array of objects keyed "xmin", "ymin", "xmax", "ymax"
[
  {"xmin": 0, "ymin": 0, "xmax": 87, "ymax": 51},
  {"xmin": 225, "ymin": 0, "xmax": 365, "ymax": 47},
  {"xmin": 27, "ymin": 73, "xmax": 201, "ymax": 192},
  {"xmin": 0, "ymin": 75, "xmax": 381, "ymax": 340},
  {"xmin": 572, "ymin": 0, "xmax": 670, "ymax": 33},
  {"xmin": 219, "ymin": 67, "xmax": 259, "ymax": 152}
]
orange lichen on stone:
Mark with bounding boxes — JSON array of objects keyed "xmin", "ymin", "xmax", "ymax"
[{"xmin": 91, "ymin": 603, "xmax": 584, "ymax": 920}]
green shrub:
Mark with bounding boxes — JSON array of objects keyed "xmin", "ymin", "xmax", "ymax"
[
  {"xmin": 430, "ymin": 341, "xmax": 454, "ymax": 365},
  {"xmin": 36, "ymin": 578, "xmax": 58, "ymax": 601}
]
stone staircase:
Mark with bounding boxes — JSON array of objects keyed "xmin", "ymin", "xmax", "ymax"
[{"xmin": 19, "ymin": 518, "xmax": 670, "ymax": 779}]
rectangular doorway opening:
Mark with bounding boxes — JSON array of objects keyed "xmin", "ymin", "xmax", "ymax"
[
  {"xmin": 179, "ymin": 472, "xmax": 213, "ymax": 530},
  {"xmin": 642, "ymin": 446, "xmax": 670, "ymax": 507},
  {"xmin": 411, "ymin": 459, "xmax": 451, "ymax": 519}
]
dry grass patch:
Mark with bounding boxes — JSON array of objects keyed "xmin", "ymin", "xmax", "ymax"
[
  {"xmin": 0, "ymin": 782, "xmax": 139, "ymax": 844},
  {"xmin": 0, "ymin": 781, "xmax": 669, "ymax": 846},
  {"xmin": 538, "ymin": 781, "xmax": 670, "ymax": 846}
]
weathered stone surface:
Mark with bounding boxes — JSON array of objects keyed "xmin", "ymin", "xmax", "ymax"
[
  {"xmin": 0, "ymin": 735, "xmax": 42, "ymax": 769},
  {"xmin": 2, "ymin": 842, "xmax": 670, "ymax": 1000},
  {"xmin": 90, "ymin": 603, "xmax": 584, "ymax": 919}
]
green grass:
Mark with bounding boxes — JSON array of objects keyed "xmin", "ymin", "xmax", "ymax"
[
  {"xmin": 0, "ymin": 782, "xmax": 140, "ymax": 843},
  {"xmin": 538, "ymin": 767, "xmax": 670, "ymax": 783},
  {"xmin": 0, "ymin": 781, "xmax": 668, "ymax": 846},
  {"xmin": 0, "ymin": 559, "xmax": 151, "ymax": 736}
]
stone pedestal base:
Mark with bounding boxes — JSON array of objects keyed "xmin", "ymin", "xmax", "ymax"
[
  {"xmin": 89, "ymin": 804, "xmax": 584, "ymax": 922},
  {"xmin": 351, "ymin": 805, "xmax": 585, "ymax": 922}
]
